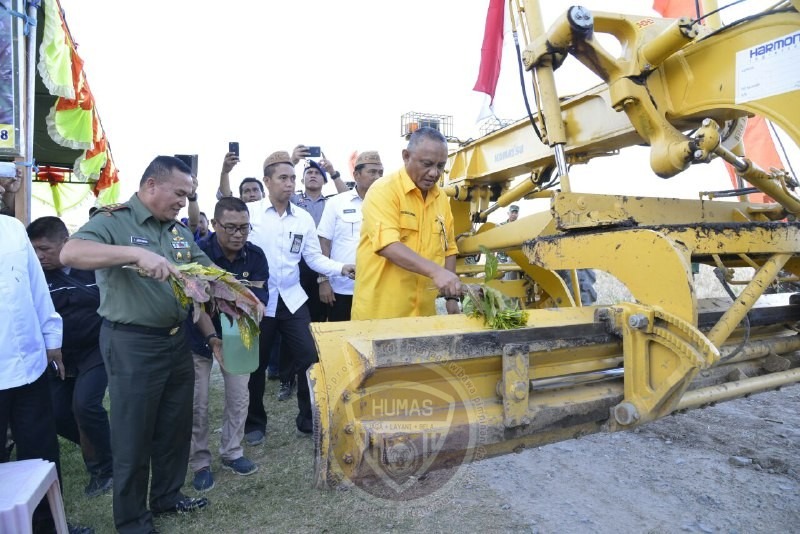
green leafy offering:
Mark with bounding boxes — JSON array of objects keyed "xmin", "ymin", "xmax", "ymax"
[
  {"xmin": 170, "ymin": 263, "xmax": 265, "ymax": 349},
  {"xmin": 461, "ymin": 247, "xmax": 528, "ymax": 330}
]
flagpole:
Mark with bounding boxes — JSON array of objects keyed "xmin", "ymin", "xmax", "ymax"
[
  {"xmin": 22, "ymin": 0, "xmax": 38, "ymax": 224},
  {"xmin": 700, "ymin": 0, "xmax": 722, "ymax": 29}
]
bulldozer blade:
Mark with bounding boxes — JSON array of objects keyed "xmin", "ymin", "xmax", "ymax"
[{"xmin": 309, "ymin": 297, "xmax": 800, "ymax": 499}]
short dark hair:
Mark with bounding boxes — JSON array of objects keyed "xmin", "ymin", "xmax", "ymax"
[
  {"xmin": 407, "ymin": 126, "xmax": 447, "ymax": 151},
  {"xmin": 199, "ymin": 211, "xmax": 208, "ymax": 222},
  {"xmin": 263, "ymin": 162, "xmax": 283, "ymax": 179},
  {"xmin": 27, "ymin": 216, "xmax": 68, "ymax": 241},
  {"xmin": 214, "ymin": 196, "xmax": 249, "ymax": 220},
  {"xmin": 140, "ymin": 155, "xmax": 192, "ymax": 186},
  {"xmin": 239, "ymin": 177, "xmax": 264, "ymax": 195}
]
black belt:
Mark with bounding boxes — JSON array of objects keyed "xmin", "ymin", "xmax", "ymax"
[{"xmin": 102, "ymin": 319, "xmax": 183, "ymax": 337}]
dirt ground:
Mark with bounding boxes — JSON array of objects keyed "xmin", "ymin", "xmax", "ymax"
[
  {"xmin": 461, "ymin": 385, "xmax": 799, "ymax": 534},
  {"xmin": 58, "ymin": 356, "xmax": 799, "ymax": 534}
]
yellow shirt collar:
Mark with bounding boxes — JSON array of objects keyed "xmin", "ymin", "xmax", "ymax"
[{"xmin": 399, "ymin": 167, "xmax": 440, "ymax": 199}]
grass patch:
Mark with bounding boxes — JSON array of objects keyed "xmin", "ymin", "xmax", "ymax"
[{"xmin": 57, "ymin": 370, "xmax": 526, "ymax": 533}]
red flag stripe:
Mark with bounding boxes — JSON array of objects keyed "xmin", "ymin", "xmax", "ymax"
[{"xmin": 473, "ymin": 0, "xmax": 506, "ymax": 105}]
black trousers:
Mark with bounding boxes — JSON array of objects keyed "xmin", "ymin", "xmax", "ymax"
[
  {"xmin": 277, "ymin": 335, "xmax": 294, "ymax": 384},
  {"xmin": 329, "ymin": 293, "xmax": 353, "ymax": 322},
  {"xmin": 247, "ymin": 298, "xmax": 318, "ymax": 434},
  {"xmin": 49, "ymin": 361, "xmax": 112, "ymax": 479},
  {"xmin": 0, "ymin": 369, "xmax": 61, "ymax": 533},
  {"xmin": 100, "ymin": 324, "xmax": 194, "ymax": 534},
  {"xmin": 299, "ymin": 259, "xmax": 328, "ymax": 323}
]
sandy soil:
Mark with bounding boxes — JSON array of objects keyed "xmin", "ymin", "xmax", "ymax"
[{"xmin": 466, "ymin": 385, "xmax": 799, "ymax": 534}]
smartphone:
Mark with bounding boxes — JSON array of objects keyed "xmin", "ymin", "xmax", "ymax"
[
  {"xmin": 229, "ymin": 142, "xmax": 240, "ymax": 157},
  {"xmin": 174, "ymin": 154, "xmax": 198, "ymax": 177},
  {"xmin": 306, "ymin": 146, "xmax": 321, "ymax": 158}
]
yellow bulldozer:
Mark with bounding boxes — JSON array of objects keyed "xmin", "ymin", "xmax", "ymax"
[{"xmin": 309, "ymin": 0, "xmax": 800, "ymax": 499}]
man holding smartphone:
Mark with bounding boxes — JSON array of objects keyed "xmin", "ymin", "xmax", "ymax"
[{"xmin": 217, "ymin": 144, "xmax": 265, "ymax": 204}]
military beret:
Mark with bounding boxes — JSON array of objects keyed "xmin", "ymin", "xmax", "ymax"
[{"xmin": 304, "ymin": 159, "xmax": 328, "ymax": 182}]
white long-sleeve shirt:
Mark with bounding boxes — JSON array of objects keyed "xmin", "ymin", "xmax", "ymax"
[
  {"xmin": 0, "ymin": 215, "xmax": 62, "ymax": 389},
  {"xmin": 248, "ymin": 199, "xmax": 344, "ymax": 316}
]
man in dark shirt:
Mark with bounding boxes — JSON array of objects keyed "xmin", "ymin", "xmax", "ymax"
[
  {"xmin": 27, "ymin": 216, "xmax": 113, "ymax": 499},
  {"xmin": 186, "ymin": 197, "xmax": 269, "ymax": 492}
]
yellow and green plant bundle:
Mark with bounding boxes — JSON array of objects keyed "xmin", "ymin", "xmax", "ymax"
[
  {"xmin": 169, "ymin": 263, "xmax": 265, "ymax": 349},
  {"xmin": 461, "ymin": 247, "xmax": 529, "ymax": 330}
]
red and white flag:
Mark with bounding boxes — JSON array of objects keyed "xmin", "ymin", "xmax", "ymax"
[{"xmin": 473, "ymin": 0, "xmax": 506, "ymax": 115}]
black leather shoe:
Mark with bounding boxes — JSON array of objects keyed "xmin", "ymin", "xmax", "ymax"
[
  {"xmin": 296, "ymin": 414, "xmax": 313, "ymax": 435},
  {"xmin": 152, "ymin": 496, "xmax": 209, "ymax": 516}
]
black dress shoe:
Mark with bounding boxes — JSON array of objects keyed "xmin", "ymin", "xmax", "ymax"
[
  {"xmin": 152, "ymin": 496, "xmax": 209, "ymax": 516},
  {"xmin": 67, "ymin": 524, "xmax": 95, "ymax": 534},
  {"xmin": 296, "ymin": 414, "xmax": 313, "ymax": 435}
]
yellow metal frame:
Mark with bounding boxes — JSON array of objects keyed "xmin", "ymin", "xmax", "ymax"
[{"xmin": 309, "ymin": 1, "xmax": 800, "ymax": 491}]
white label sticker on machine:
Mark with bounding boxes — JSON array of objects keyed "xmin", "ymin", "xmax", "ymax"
[{"xmin": 735, "ymin": 31, "xmax": 800, "ymax": 104}]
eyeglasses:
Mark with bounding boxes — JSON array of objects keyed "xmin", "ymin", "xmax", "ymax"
[{"xmin": 219, "ymin": 223, "xmax": 252, "ymax": 235}]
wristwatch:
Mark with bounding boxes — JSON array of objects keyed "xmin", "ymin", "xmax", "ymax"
[
  {"xmin": 317, "ymin": 276, "xmax": 329, "ymax": 284},
  {"xmin": 187, "ymin": 194, "xmax": 198, "ymax": 202},
  {"xmin": 204, "ymin": 332, "xmax": 221, "ymax": 346},
  {"xmin": 330, "ymin": 171, "xmax": 341, "ymax": 180}
]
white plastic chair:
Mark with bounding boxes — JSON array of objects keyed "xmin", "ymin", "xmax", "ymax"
[{"xmin": 0, "ymin": 459, "xmax": 68, "ymax": 534}]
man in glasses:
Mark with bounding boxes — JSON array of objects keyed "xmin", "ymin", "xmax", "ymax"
[{"xmin": 186, "ymin": 196, "xmax": 268, "ymax": 492}]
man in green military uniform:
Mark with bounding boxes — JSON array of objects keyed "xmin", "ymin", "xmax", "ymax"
[{"xmin": 61, "ymin": 156, "xmax": 221, "ymax": 534}]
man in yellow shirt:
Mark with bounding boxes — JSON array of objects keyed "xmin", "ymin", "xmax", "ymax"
[{"xmin": 352, "ymin": 127, "xmax": 461, "ymax": 319}]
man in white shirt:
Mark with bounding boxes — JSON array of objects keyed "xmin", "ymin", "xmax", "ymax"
[
  {"xmin": 245, "ymin": 151, "xmax": 355, "ymax": 438},
  {"xmin": 317, "ymin": 151, "xmax": 383, "ymax": 321},
  {"xmin": 0, "ymin": 211, "xmax": 66, "ymax": 532}
]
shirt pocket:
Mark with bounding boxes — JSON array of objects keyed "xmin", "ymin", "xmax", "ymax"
[
  {"xmin": 398, "ymin": 218, "xmax": 418, "ymax": 245},
  {"xmin": 168, "ymin": 236, "xmax": 193, "ymax": 264},
  {"xmin": 0, "ymin": 249, "xmax": 29, "ymax": 300},
  {"xmin": 341, "ymin": 210, "xmax": 361, "ymax": 225},
  {"xmin": 171, "ymin": 248, "xmax": 193, "ymax": 264},
  {"xmin": 429, "ymin": 222, "xmax": 447, "ymax": 262},
  {"xmin": 341, "ymin": 211, "xmax": 361, "ymax": 237}
]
